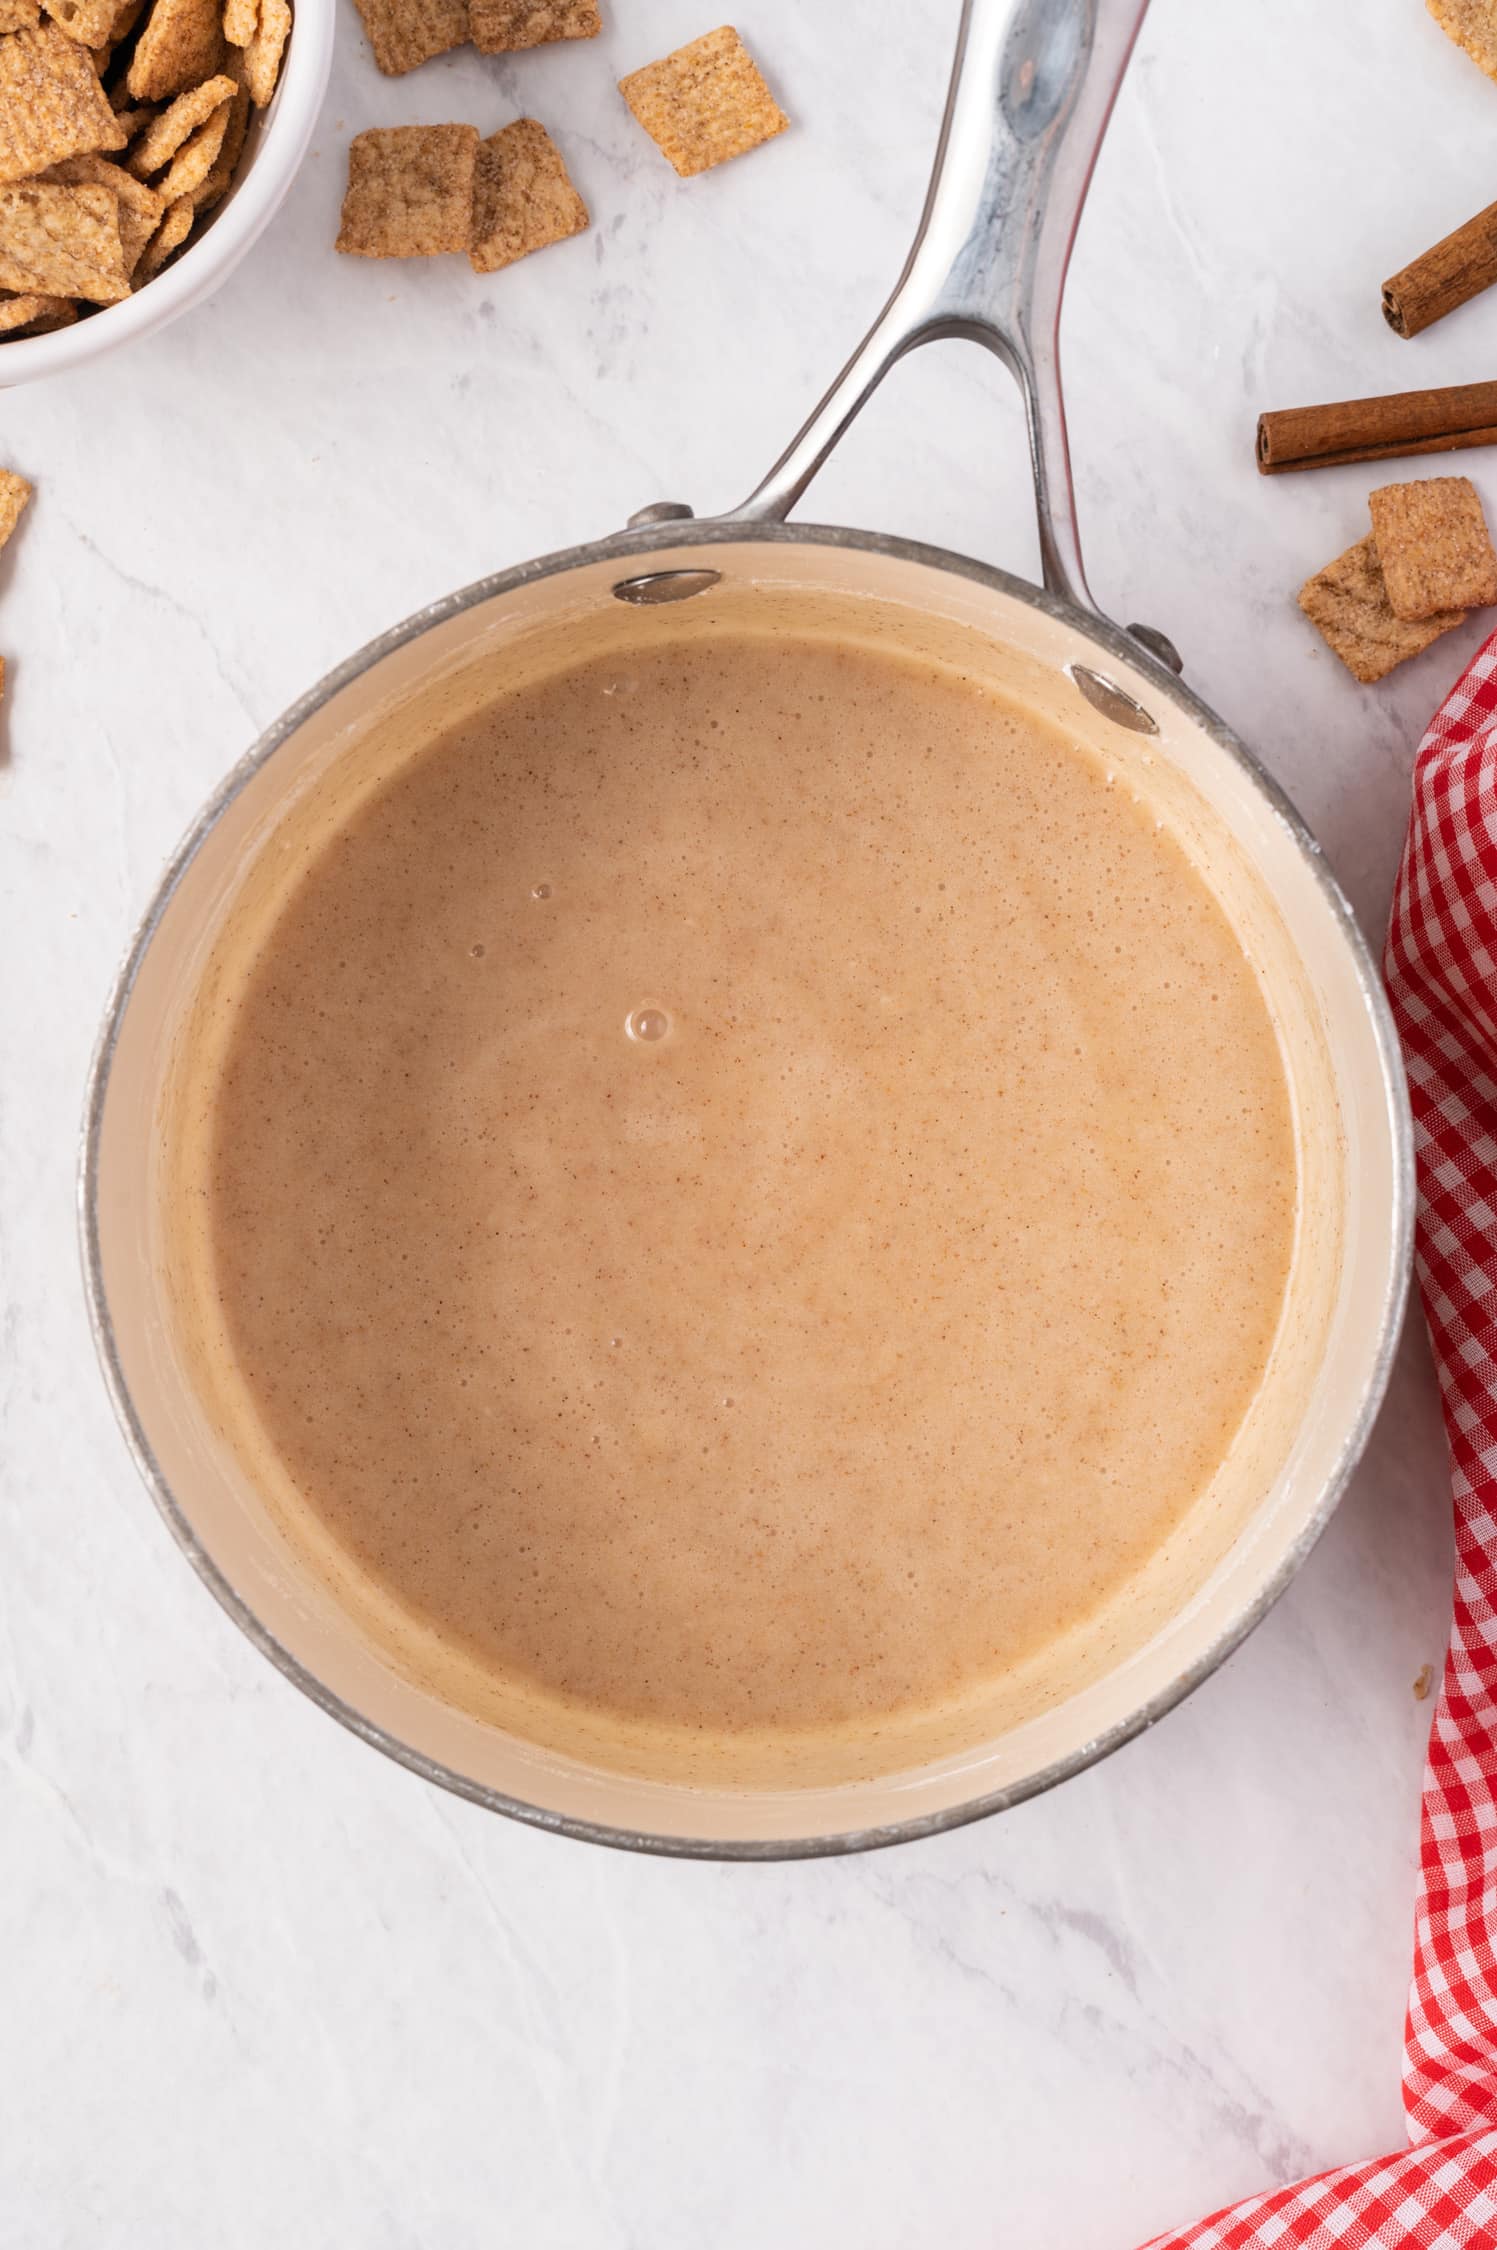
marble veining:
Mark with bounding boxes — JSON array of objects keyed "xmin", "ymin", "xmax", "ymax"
[{"xmin": 0, "ymin": 1, "xmax": 1470, "ymax": 2242}]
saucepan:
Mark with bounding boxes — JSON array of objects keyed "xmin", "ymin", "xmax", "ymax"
[{"xmin": 81, "ymin": 0, "xmax": 1413, "ymax": 1857}]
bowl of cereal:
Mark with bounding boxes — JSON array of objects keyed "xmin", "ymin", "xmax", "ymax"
[{"xmin": 0, "ymin": 0, "xmax": 330, "ymax": 383}]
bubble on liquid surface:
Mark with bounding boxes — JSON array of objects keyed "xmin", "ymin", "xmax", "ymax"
[
  {"xmin": 626, "ymin": 1006, "xmax": 671, "ymax": 1043},
  {"xmin": 470, "ymin": 943, "xmax": 486, "ymax": 958},
  {"xmin": 601, "ymin": 674, "xmax": 639, "ymax": 699},
  {"xmin": 530, "ymin": 882, "xmax": 552, "ymax": 901}
]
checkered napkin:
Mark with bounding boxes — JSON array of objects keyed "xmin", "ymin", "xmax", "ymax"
[{"xmin": 1139, "ymin": 633, "xmax": 1497, "ymax": 2248}]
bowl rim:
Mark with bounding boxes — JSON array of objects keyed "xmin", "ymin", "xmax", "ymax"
[
  {"xmin": 78, "ymin": 517, "xmax": 1416, "ymax": 1860},
  {"xmin": 0, "ymin": 0, "xmax": 333, "ymax": 388}
]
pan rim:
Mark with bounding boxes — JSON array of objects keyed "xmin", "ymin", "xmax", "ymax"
[{"xmin": 78, "ymin": 518, "xmax": 1415, "ymax": 1860}]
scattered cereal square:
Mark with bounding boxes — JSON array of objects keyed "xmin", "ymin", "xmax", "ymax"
[
  {"xmin": 336, "ymin": 122, "xmax": 477, "ymax": 258},
  {"xmin": 1428, "ymin": 0, "xmax": 1497, "ymax": 80},
  {"xmin": 0, "ymin": 23, "xmax": 125, "ymax": 181},
  {"xmin": 125, "ymin": 0, "xmax": 224, "ymax": 101},
  {"xmin": 350, "ymin": 0, "xmax": 465, "ymax": 76},
  {"xmin": 469, "ymin": 116, "xmax": 586, "ymax": 274},
  {"xmin": 0, "ymin": 176, "xmax": 128, "ymax": 298},
  {"xmin": 1368, "ymin": 476, "xmax": 1497, "ymax": 620},
  {"xmin": 470, "ymin": 0, "xmax": 597, "ymax": 56},
  {"xmin": 619, "ymin": 25, "xmax": 786, "ymax": 178},
  {"xmin": 1299, "ymin": 534, "xmax": 1466, "ymax": 683},
  {"xmin": 0, "ymin": 466, "xmax": 31, "ymax": 547}
]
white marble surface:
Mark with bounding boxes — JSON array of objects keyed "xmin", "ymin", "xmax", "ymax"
[{"xmin": 1, "ymin": 1, "xmax": 1485, "ymax": 2241}]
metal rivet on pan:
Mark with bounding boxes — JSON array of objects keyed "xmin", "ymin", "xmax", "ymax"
[
  {"xmin": 626, "ymin": 502, "xmax": 696, "ymax": 528},
  {"xmin": 1067, "ymin": 664, "xmax": 1160, "ymax": 736},
  {"xmin": 612, "ymin": 569, "xmax": 723, "ymax": 605}
]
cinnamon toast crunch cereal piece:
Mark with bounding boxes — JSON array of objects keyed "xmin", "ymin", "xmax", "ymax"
[
  {"xmin": 350, "ymin": 0, "xmax": 465, "ymax": 76},
  {"xmin": 101, "ymin": 167, "xmax": 160, "ymax": 265},
  {"xmin": 42, "ymin": 0, "xmax": 120, "ymax": 44},
  {"xmin": 222, "ymin": 0, "xmax": 253, "ymax": 40},
  {"xmin": 1428, "ymin": 0, "xmax": 1497, "ymax": 80},
  {"xmin": 470, "ymin": 0, "xmax": 596, "ymax": 55},
  {"xmin": 178, "ymin": 52, "xmax": 243, "ymax": 207},
  {"xmin": 0, "ymin": 0, "xmax": 40, "ymax": 30},
  {"xmin": 469, "ymin": 116, "xmax": 587, "ymax": 273},
  {"xmin": 126, "ymin": 66, "xmax": 232, "ymax": 169},
  {"xmin": 108, "ymin": 103, "xmax": 156, "ymax": 148},
  {"xmin": 619, "ymin": 26, "xmax": 786, "ymax": 178},
  {"xmin": 336, "ymin": 122, "xmax": 476, "ymax": 257},
  {"xmin": 0, "ymin": 176, "xmax": 127, "ymax": 297},
  {"xmin": 0, "ymin": 286, "xmax": 72, "ymax": 325},
  {"xmin": 132, "ymin": 181, "xmax": 188, "ymax": 270},
  {"xmin": 1299, "ymin": 534, "xmax": 1465, "ymax": 683},
  {"xmin": 125, "ymin": 0, "xmax": 223, "ymax": 100},
  {"xmin": 152, "ymin": 92, "xmax": 224, "ymax": 194},
  {"xmin": 88, "ymin": 0, "xmax": 144, "ymax": 67},
  {"xmin": 239, "ymin": 0, "xmax": 285, "ymax": 102},
  {"xmin": 214, "ymin": 66, "xmax": 248, "ymax": 159},
  {"xmin": 190, "ymin": 68, "xmax": 243, "ymax": 202},
  {"xmin": 189, "ymin": 144, "xmax": 226, "ymax": 206},
  {"xmin": 0, "ymin": 466, "xmax": 29, "ymax": 547},
  {"xmin": 0, "ymin": 23, "xmax": 125, "ymax": 179},
  {"xmin": 40, "ymin": 149, "xmax": 163, "ymax": 266},
  {"xmin": 1368, "ymin": 476, "xmax": 1497, "ymax": 620}
]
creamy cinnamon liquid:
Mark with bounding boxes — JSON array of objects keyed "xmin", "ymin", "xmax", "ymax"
[{"xmin": 177, "ymin": 629, "xmax": 1297, "ymax": 1773}]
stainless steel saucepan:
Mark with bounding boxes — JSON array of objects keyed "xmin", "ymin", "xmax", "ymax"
[{"xmin": 82, "ymin": 0, "xmax": 1413, "ymax": 1857}]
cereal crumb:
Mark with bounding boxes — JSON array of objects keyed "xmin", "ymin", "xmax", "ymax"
[{"xmin": 0, "ymin": 466, "xmax": 30, "ymax": 548}]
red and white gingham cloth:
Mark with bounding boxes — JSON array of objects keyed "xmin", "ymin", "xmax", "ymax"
[{"xmin": 1139, "ymin": 635, "xmax": 1497, "ymax": 2246}]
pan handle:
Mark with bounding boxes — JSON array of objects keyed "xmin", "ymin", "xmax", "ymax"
[{"xmin": 721, "ymin": 0, "xmax": 1180, "ymax": 671}]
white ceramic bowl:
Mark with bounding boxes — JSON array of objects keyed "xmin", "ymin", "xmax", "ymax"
[{"xmin": 0, "ymin": 0, "xmax": 333, "ymax": 388}]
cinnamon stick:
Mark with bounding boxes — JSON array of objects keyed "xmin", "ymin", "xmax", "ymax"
[
  {"xmin": 1383, "ymin": 198, "xmax": 1497, "ymax": 337},
  {"xmin": 1257, "ymin": 380, "xmax": 1497, "ymax": 474}
]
